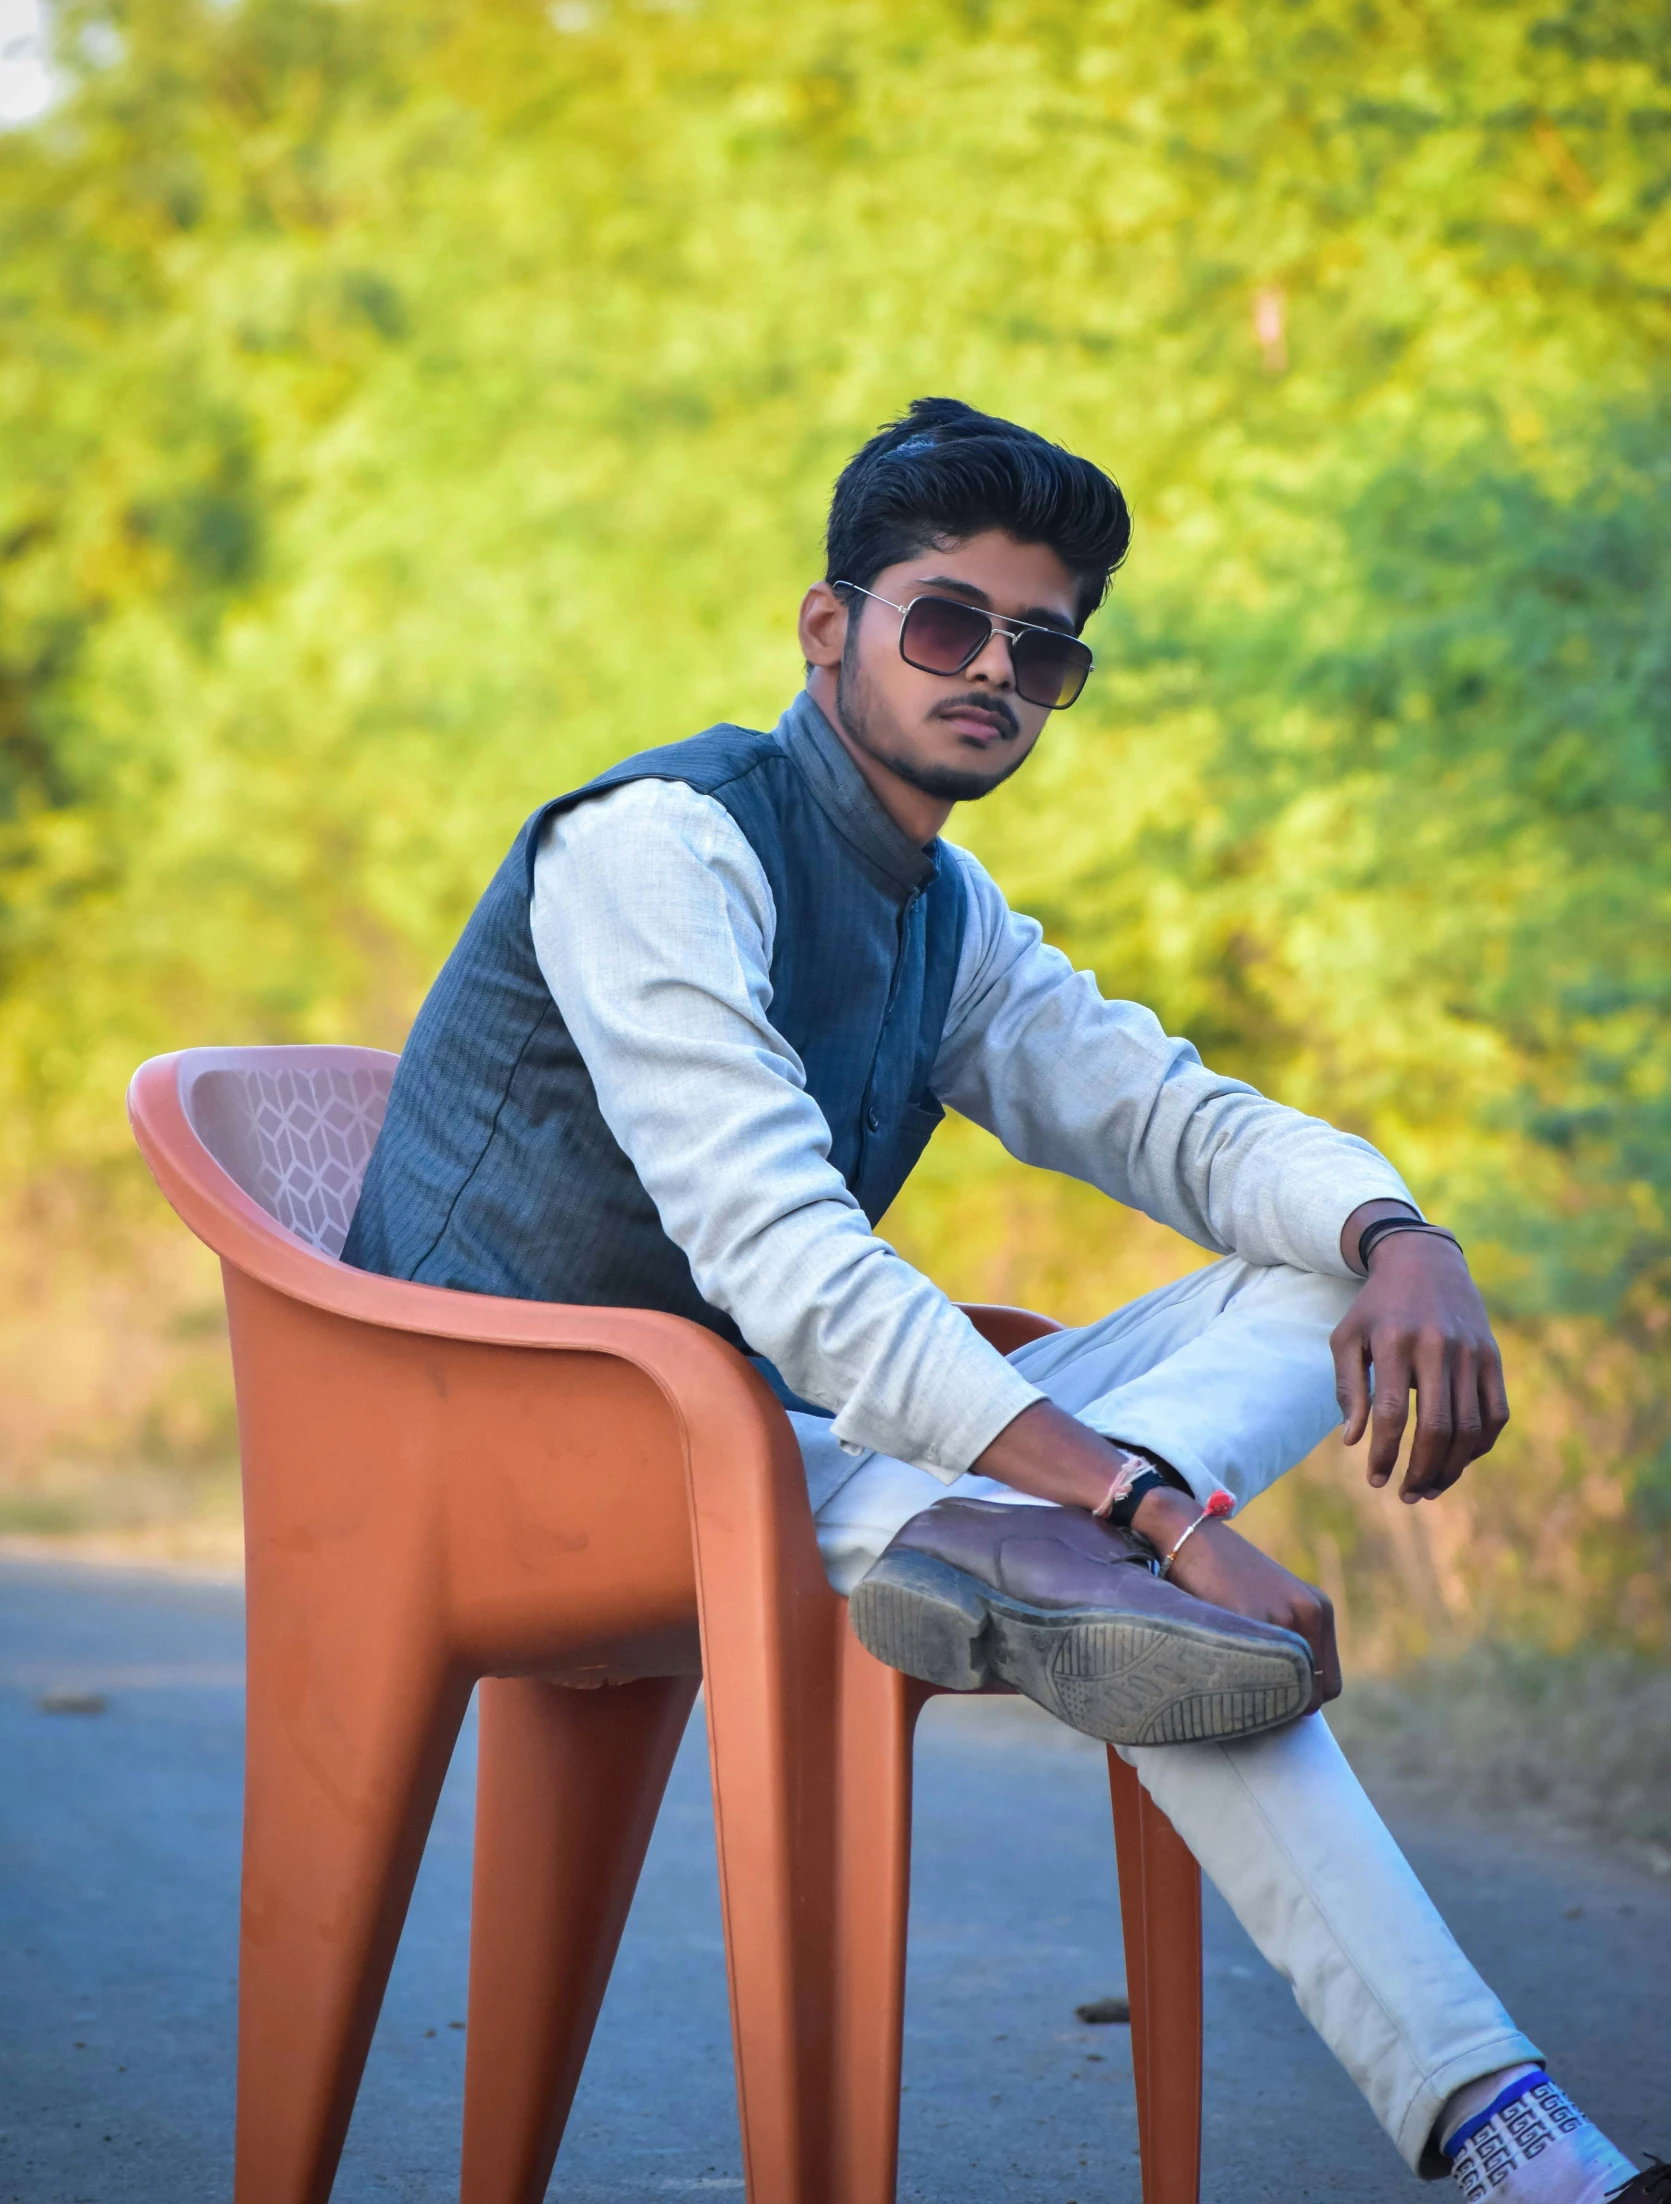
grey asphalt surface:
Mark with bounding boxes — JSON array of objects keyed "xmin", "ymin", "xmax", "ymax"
[{"xmin": 1, "ymin": 1560, "xmax": 1666, "ymax": 2204}]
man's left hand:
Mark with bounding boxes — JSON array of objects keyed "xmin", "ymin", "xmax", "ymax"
[{"xmin": 1330, "ymin": 1225, "xmax": 1509, "ymax": 1503}]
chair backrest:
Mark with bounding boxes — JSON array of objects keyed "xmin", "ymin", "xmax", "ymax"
[{"xmin": 175, "ymin": 1046, "xmax": 398, "ymax": 1261}]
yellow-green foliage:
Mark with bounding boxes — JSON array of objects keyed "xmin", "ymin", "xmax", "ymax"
[{"xmin": 2, "ymin": 0, "xmax": 1667, "ymax": 1647}]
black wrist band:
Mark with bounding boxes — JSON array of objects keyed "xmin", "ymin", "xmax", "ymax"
[
  {"xmin": 1107, "ymin": 1465, "xmax": 1171, "ymax": 1530},
  {"xmin": 1357, "ymin": 1217, "xmax": 1464, "ymax": 1270},
  {"xmin": 1354, "ymin": 1210, "xmax": 1423, "ymax": 1266},
  {"xmin": 1107, "ymin": 1452, "xmax": 1192, "ymax": 1531}
]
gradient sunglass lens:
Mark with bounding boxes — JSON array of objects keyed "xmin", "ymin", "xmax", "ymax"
[
  {"xmin": 1011, "ymin": 629, "xmax": 1093, "ymax": 709},
  {"xmin": 898, "ymin": 595, "xmax": 992, "ymax": 674}
]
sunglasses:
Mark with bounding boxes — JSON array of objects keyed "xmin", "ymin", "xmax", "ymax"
[{"xmin": 836, "ymin": 582, "xmax": 1094, "ymax": 711}]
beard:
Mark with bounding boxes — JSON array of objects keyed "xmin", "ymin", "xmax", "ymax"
[{"xmin": 835, "ymin": 641, "xmax": 1030, "ymax": 806}]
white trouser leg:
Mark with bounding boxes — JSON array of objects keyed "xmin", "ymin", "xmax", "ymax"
[
  {"xmin": 798, "ymin": 1258, "xmax": 1540, "ymax": 2174},
  {"xmin": 1119, "ymin": 1719, "xmax": 1538, "ymax": 2174}
]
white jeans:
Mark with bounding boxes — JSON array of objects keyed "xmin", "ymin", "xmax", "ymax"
[{"xmin": 794, "ymin": 1259, "xmax": 1540, "ymax": 2175}]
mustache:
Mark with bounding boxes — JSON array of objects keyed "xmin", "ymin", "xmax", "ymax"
[{"xmin": 928, "ymin": 692, "xmax": 1022, "ymax": 740}]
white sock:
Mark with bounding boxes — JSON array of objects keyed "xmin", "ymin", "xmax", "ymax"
[
  {"xmin": 1442, "ymin": 2067, "xmax": 1638, "ymax": 2202},
  {"xmin": 1443, "ymin": 2066, "xmax": 1545, "ymax": 2149}
]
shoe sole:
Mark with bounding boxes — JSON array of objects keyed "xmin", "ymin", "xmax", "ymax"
[{"xmin": 849, "ymin": 1550, "xmax": 1312, "ymax": 1747}]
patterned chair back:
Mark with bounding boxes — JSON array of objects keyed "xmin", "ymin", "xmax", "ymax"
[{"xmin": 176, "ymin": 1046, "xmax": 399, "ymax": 1260}]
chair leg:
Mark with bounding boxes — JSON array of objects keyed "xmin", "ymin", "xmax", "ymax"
[
  {"xmin": 703, "ymin": 1619, "xmax": 839, "ymax": 2204},
  {"xmin": 828, "ymin": 1632, "xmax": 931, "ymax": 2204},
  {"xmin": 1108, "ymin": 1751, "xmax": 1203, "ymax": 2204},
  {"xmin": 682, "ymin": 1395, "xmax": 855, "ymax": 2204},
  {"xmin": 459, "ymin": 1673, "xmax": 700, "ymax": 2204},
  {"xmin": 235, "ymin": 1587, "xmax": 471, "ymax": 2204}
]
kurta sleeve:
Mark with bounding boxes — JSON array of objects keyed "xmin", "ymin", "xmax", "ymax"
[{"xmin": 932, "ymin": 845, "xmax": 1417, "ymax": 1273}]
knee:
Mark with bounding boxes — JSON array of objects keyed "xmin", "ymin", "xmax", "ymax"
[{"xmin": 1233, "ymin": 1261, "xmax": 1359, "ymax": 1329}]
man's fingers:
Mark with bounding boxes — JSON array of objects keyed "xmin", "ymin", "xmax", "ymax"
[
  {"xmin": 1399, "ymin": 1332, "xmax": 1453, "ymax": 1501},
  {"xmin": 1479, "ymin": 1347, "xmax": 1511, "ymax": 1454},
  {"xmin": 1332, "ymin": 1323, "xmax": 1372, "ymax": 1447},
  {"xmin": 1293, "ymin": 1586, "xmax": 1342, "ymax": 1713},
  {"xmin": 1437, "ymin": 1346, "xmax": 1508, "ymax": 1490},
  {"xmin": 1422, "ymin": 1342, "xmax": 1503, "ymax": 1498},
  {"xmin": 1314, "ymin": 1594, "xmax": 1343, "ymax": 1708},
  {"xmin": 1170, "ymin": 1534, "xmax": 1342, "ymax": 1715},
  {"xmin": 1366, "ymin": 1333, "xmax": 1412, "ymax": 1487},
  {"xmin": 1435, "ymin": 1346, "xmax": 1483, "ymax": 1492}
]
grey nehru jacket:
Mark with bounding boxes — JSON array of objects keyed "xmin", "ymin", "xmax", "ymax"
[{"xmin": 531, "ymin": 691, "xmax": 1415, "ymax": 1482}]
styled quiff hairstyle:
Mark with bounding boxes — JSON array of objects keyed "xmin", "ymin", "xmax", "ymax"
[{"xmin": 825, "ymin": 397, "xmax": 1131, "ymax": 631}]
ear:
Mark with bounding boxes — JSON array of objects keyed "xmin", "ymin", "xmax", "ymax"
[{"xmin": 798, "ymin": 582, "xmax": 850, "ymax": 671}]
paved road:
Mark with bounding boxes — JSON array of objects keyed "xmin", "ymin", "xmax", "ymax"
[{"xmin": 1, "ymin": 1559, "xmax": 1665, "ymax": 2203}]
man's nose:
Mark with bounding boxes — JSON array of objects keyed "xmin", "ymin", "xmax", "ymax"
[{"xmin": 964, "ymin": 625, "xmax": 1016, "ymax": 686}]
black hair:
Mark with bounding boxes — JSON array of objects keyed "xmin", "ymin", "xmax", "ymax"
[{"xmin": 824, "ymin": 397, "xmax": 1131, "ymax": 631}]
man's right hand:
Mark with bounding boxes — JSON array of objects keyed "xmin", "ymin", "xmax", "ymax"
[
  {"xmin": 973, "ymin": 1402, "xmax": 1343, "ymax": 1716},
  {"xmin": 1130, "ymin": 1484, "xmax": 1342, "ymax": 1714}
]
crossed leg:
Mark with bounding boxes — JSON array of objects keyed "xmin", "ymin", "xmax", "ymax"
[{"xmin": 795, "ymin": 1258, "xmax": 1538, "ymax": 2174}]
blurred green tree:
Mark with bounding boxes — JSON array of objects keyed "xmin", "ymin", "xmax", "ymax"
[{"xmin": 1, "ymin": 0, "xmax": 1666, "ymax": 1635}]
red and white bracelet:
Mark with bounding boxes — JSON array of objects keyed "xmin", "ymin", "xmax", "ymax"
[{"xmin": 1157, "ymin": 1490, "xmax": 1236, "ymax": 1579}]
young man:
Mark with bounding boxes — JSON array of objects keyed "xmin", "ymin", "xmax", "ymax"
[{"xmin": 343, "ymin": 399, "xmax": 1656, "ymax": 2197}]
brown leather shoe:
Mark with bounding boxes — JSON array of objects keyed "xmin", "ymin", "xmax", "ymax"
[{"xmin": 848, "ymin": 1497, "xmax": 1313, "ymax": 1747}]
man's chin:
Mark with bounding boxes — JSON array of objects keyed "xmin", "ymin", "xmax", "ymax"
[
  {"xmin": 886, "ymin": 751, "xmax": 1025, "ymax": 804},
  {"xmin": 881, "ymin": 740, "xmax": 1027, "ymax": 811},
  {"xmin": 900, "ymin": 766, "xmax": 1014, "ymax": 803}
]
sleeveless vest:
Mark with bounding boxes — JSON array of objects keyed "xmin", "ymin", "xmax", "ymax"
[{"xmin": 340, "ymin": 694, "xmax": 968, "ymax": 1359}]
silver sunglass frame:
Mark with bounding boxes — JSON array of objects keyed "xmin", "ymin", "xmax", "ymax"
[{"xmin": 834, "ymin": 581, "xmax": 1094, "ymax": 710}]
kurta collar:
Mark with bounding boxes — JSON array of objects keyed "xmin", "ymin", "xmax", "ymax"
[{"xmin": 776, "ymin": 690, "xmax": 938, "ymax": 897}]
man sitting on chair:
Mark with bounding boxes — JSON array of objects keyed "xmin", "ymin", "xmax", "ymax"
[{"xmin": 343, "ymin": 398, "xmax": 1652, "ymax": 2200}]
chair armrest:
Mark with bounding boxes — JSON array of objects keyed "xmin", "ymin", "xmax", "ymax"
[{"xmin": 960, "ymin": 1302, "xmax": 1064, "ymax": 1355}]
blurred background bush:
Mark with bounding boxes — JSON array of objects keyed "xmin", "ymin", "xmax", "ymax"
[{"xmin": 1, "ymin": 0, "xmax": 1667, "ymax": 1667}]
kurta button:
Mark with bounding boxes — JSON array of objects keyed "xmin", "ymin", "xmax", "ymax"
[{"xmin": 865, "ymin": 1105, "xmax": 881, "ymax": 1132}]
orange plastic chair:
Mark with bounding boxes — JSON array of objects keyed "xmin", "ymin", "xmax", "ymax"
[{"xmin": 128, "ymin": 1043, "xmax": 1203, "ymax": 2204}]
